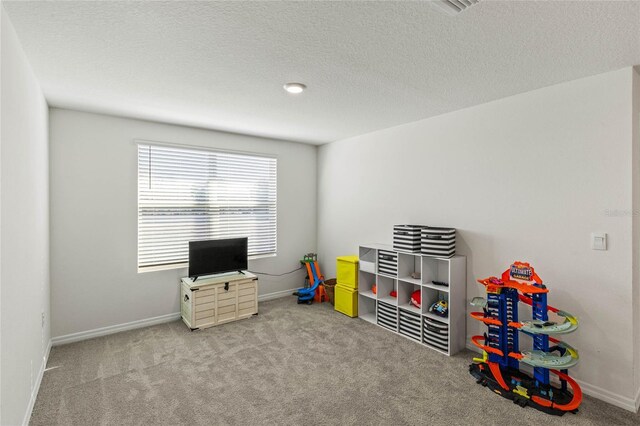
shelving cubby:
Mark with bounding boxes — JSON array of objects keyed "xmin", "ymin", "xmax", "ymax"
[
  {"xmin": 377, "ymin": 275, "xmax": 397, "ymax": 306},
  {"xmin": 397, "ymin": 280, "xmax": 421, "ymax": 315},
  {"xmin": 359, "ymin": 246, "xmax": 377, "ymax": 274},
  {"xmin": 358, "ymin": 295, "xmax": 376, "ymax": 325},
  {"xmin": 421, "ymin": 257, "xmax": 450, "ymax": 289},
  {"xmin": 357, "ymin": 243, "xmax": 466, "ymax": 356},
  {"xmin": 359, "ymin": 270, "xmax": 377, "ymax": 300},
  {"xmin": 398, "ymin": 253, "xmax": 421, "ymax": 285}
]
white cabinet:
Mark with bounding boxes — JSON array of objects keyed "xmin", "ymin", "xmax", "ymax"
[
  {"xmin": 180, "ymin": 272, "xmax": 258, "ymax": 330},
  {"xmin": 358, "ymin": 244, "xmax": 466, "ymax": 356}
]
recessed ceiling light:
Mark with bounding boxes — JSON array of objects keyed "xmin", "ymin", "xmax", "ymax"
[{"xmin": 283, "ymin": 83, "xmax": 306, "ymax": 94}]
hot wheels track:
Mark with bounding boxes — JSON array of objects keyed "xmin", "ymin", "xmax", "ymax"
[{"xmin": 469, "ymin": 262, "xmax": 582, "ymax": 416}]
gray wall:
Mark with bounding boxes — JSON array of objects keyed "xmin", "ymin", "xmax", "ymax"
[
  {"xmin": 633, "ymin": 66, "xmax": 640, "ymax": 407},
  {"xmin": 317, "ymin": 68, "xmax": 638, "ymax": 408},
  {"xmin": 49, "ymin": 109, "xmax": 317, "ymax": 338},
  {"xmin": 1, "ymin": 8, "xmax": 51, "ymax": 425}
]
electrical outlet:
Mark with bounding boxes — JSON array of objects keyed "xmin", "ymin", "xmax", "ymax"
[{"xmin": 591, "ymin": 233, "xmax": 607, "ymax": 250}]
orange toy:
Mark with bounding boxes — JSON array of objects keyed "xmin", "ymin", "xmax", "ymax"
[{"xmin": 314, "ymin": 284, "xmax": 328, "ymax": 303}]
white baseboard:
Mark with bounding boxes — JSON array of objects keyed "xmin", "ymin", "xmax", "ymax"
[
  {"xmin": 51, "ymin": 312, "xmax": 181, "ymax": 346},
  {"xmin": 466, "ymin": 341, "xmax": 480, "ymax": 353},
  {"xmin": 575, "ymin": 379, "xmax": 638, "ymax": 413},
  {"xmin": 465, "ymin": 342, "xmax": 638, "ymax": 413},
  {"xmin": 51, "ymin": 288, "xmax": 296, "ymax": 347},
  {"xmin": 258, "ymin": 288, "xmax": 296, "ymax": 302},
  {"xmin": 23, "ymin": 339, "xmax": 52, "ymax": 426}
]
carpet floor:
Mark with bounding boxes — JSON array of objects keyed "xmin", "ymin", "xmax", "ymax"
[{"xmin": 31, "ymin": 297, "xmax": 639, "ymax": 425}]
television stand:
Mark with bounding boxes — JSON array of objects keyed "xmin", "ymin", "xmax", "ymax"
[{"xmin": 180, "ymin": 271, "xmax": 258, "ymax": 330}]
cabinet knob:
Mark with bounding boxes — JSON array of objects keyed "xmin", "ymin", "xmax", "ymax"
[{"xmin": 184, "ymin": 294, "xmax": 189, "ymax": 302}]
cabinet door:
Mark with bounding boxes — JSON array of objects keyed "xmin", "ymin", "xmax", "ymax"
[{"xmin": 237, "ymin": 280, "xmax": 258, "ymax": 318}]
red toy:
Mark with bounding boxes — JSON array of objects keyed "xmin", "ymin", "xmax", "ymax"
[{"xmin": 410, "ymin": 290, "xmax": 421, "ymax": 308}]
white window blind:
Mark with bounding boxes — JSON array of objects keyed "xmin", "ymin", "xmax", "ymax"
[{"xmin": 138, "ymin": 143, "xmax": 277, "ymax": 270}]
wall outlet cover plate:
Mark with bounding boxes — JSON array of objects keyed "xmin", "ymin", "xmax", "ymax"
[{"xmin": 591, "ymin": 233, "xmax": 607, "ymax": 250}]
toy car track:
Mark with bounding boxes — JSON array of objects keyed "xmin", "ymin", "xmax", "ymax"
[{"xmin": 469, "ymin": 262, "xmax": 582, "ymax": 416}]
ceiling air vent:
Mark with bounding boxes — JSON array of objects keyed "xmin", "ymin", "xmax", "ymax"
[{"xmin": 432, "ymin": 0, "xmax": 482, "ymax": 16}]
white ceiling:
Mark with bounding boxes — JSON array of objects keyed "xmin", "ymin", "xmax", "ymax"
[{"xmin": 4, "ymin": 1, "xmax": 640, "ymax": 144}]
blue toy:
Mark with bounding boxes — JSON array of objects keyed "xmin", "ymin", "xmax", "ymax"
[
  {"xmin": 429, "ymin": 299, "xmax": 448, "ymax": 317},
  {"xmin": 294, "ymin": 260, "xmax": 323, "ymax": 304}
]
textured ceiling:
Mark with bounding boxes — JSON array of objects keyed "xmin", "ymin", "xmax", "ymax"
[{"xmin": 3, "ymin": 1, "xmax": 640, "ymax": 144}]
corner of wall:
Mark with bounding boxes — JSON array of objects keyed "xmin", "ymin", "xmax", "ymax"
[
  {"xmin": 314, "ymin": 143, "xmax": 321, "ymax": 256},
  {"xmin": 632, "ymin": 65, "xmax": 640, "ymax": 412},
  {"xmin": 1, "ymin": 7, "xmax": 52, "ymax": 425},
  {"xmin": 21, "ymin": 339, "xmax": 52, "ymax": 426}
]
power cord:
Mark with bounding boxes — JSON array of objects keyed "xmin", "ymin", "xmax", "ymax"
[{"xmin": 247, "ymin": 265, "xmax": 305, "ymax": 277}]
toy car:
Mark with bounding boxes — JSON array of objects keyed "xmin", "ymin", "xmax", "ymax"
[{"xmin": 429, "ymin": 300, "xmax": 448, "ymax": 317}]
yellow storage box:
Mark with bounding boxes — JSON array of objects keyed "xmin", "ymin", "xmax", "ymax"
[
  {"xmin": 334, "ymin": 284, "xmax": 358, "ymax": 317},
  {"xmin": 336, "ymin": 255, "xmax": 359, "ymax": 289}
]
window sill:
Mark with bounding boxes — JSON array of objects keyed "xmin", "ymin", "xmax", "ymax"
[
  {"xmin": 137, "ymin": 253, "xmax": 277, "ymax": 274},
  {"xmin": 138, "ymin": 262, "xmax": 188, "ymax": 274}
]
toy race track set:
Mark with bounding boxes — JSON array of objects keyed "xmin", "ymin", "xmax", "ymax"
[
  {"xmin": 469, "ymin": 262, "xmax": 582, "ymax": 416},
  {"xmin": 294, "ymin": 253, "xmax": 324, "ymax": 304}
]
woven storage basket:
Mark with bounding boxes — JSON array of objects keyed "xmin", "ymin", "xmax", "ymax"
[{"xmin": 324, "ymin": 278, "xmax": 337, "ymax": 305}]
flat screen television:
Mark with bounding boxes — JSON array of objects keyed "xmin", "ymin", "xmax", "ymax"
[{"xmin": 189, "ymin": 237, "xmax": 248, "ymax": 281}]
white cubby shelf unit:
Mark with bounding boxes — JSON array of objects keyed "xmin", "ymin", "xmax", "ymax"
[{"xmin": 358, "ymin": 243, "xmax": 466, "ymax": 356}]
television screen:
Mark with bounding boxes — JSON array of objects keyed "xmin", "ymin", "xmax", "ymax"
[{"xmin": 189, "ymin": 237, "xmax": 248, "ymax": 279}]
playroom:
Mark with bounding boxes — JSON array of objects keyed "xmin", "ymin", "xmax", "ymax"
[{"xmin": 1, "ymin": 1, "xmax": 640, "ymax": 425}]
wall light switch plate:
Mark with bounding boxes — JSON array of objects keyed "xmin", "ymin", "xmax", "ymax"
[{"xmin": 591, "ymin": 233, "xmax": 607, "ymax": 250}]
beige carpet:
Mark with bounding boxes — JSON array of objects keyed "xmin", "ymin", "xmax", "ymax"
[{"xmin": 31, "ymin": 297, "xmax": 639, "ymax": 425}]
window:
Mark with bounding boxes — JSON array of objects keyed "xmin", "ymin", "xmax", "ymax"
[{"xmin": 137, "ymin": 142, "xmax": 277, "ymax": 270}]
